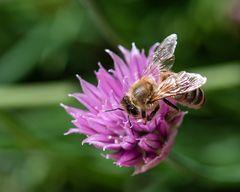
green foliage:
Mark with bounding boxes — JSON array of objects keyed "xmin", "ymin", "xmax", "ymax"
[{"xmin": 0, "ymin": 0, "xmax": 240, "ymax": 191}]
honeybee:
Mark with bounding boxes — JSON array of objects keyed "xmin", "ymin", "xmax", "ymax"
[{"xmin": 120, "ymin": 34, "xmax": 207, "ymax": 123}]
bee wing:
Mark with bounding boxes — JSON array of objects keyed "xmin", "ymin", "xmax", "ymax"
[
  {"xmin": 153, "ymin": 71, "xmax": 207, "ymax": 100},
  {"xmin": 142, "ymin": 34, "xmax": 177, "ymax": 80}
]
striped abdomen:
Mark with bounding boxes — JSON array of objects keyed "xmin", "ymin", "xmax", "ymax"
[{"xmin": 172, "ymin": 88, "xmax": 205, "ymax": 109}]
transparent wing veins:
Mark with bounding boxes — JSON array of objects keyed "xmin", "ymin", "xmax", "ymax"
[
  {"xmin": 152, "ymin": 33, "xmax": 177, "ymax": 70},
  {"xmin": 142, "ymin": 34, "xmax": 178, "ymax": 80},
  {"xmin": 153, "ymin": 71, "xmax": 207, "ymax": 100}
]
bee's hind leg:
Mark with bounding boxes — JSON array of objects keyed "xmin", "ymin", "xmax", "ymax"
[
  {"xmin": 147, "ymin": 104, "xmax": 160, "ymax": 122},
  {"xmin": 163, "ymin": 98, "xmax": 179, "ymax": 111}
]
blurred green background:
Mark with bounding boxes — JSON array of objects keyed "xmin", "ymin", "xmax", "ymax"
[{"xmin": 0, "ymin": 0, "xmax": 240, "ymax": 191}]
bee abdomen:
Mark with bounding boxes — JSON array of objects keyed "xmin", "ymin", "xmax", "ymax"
[{"xmin": 173, "ymin": 88, "xmax": 205, "ymax": 109}]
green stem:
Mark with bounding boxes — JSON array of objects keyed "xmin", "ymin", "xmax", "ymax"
[
  {"xmin": 168, "ymin": 151, "xmax": 240, "ymax": 185},
  {"xmin": 0, "ymin": 81, "xmax": 75, "ymax": 109},
  {"xmin": 80, "ymin": 0, "xmax": 127, "ymax": 47}
]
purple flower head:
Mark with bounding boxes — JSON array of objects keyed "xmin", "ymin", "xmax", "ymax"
[{"xmin": 62, "ymin": 35, "xmax": 187, "ymax": 175}]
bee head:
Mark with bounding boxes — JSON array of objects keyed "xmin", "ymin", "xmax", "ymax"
[{"xmin": 120, "ymin": 95, "xmax": 139, "ymax": 117}]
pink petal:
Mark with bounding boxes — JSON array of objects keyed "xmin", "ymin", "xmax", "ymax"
[
  {"xmin": 133, "ymin": 127, "xmax": 178, "ymax": 175},
  {"xmin": 116, "ymin": 148, "xmax": 142, "ymax": 167}
]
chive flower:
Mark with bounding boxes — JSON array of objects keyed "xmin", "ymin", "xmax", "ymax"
[{"xmin": 61, "ymin": 41, "xmax": 185, "ymax": 175}]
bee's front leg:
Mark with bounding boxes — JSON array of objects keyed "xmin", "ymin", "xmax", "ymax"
[
  {"xmin": 141, "ymin": 110, "xmax": 148, "ymax": 124},
  {"xmin": 147, "ymin": 104, "xmax": 160, "ymax": 122}
]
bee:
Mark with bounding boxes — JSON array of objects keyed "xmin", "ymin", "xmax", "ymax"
[{"xmin": 120, "ymin": 34, "xmax": 207, "ymax": 123}]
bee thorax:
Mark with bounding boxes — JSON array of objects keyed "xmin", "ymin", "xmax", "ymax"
[{"xmin": 130, "ymin": 78, "xmax": 156, "ymax": 109}]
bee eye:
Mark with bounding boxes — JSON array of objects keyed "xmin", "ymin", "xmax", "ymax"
[
  {"xmin": 120, "ymin": 95, "xmax": 139, "ymax": 116},
  {"xmin": 129, "ymin": 106, "xmax": 139, "ymax": 116}
]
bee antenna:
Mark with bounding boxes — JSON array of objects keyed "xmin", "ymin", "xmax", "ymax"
[{"xmin": 104, "ymin": 108, "xmax": 124, "ymax": 112}]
